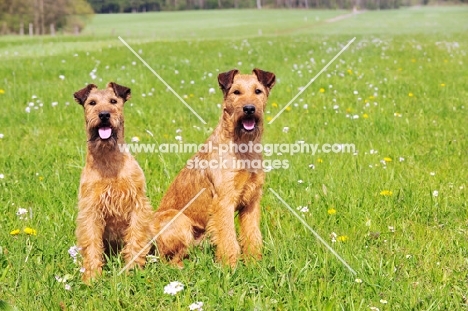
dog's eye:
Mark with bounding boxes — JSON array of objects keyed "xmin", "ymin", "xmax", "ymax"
[
  {"xmin": 255, "ymin": 89, "xmax": 262, "ymax": 95},
  {"xmin": 89, "ymin": 100, "xmax": 96, "ymax": 106},
  {"xmin": 110, "ymin": 99, "xmax": 117, "ymax": 104},
  {"xmin": 233, "ymin": 90, "xmax": 241, "ymax": 95}
]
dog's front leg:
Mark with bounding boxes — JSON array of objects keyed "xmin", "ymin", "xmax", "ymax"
[
  {"xmin": 121, "ymin": 203, "xmax": 153, "ymax": 270},
  {"xmin": 76, "ymin": 207, "xmax": 105, "ymax": 284},
  {"xmin": 239, "ymin": 188, "xmax": 263, "ymax": 261},
  {"xmin": 208, "ymin": 196, "xmax": 240, "ymax": 267}
]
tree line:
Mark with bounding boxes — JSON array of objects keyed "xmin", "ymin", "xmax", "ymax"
[
  {"xmin": 0, "ymin": 0, "xmax": 466, "ymax": 35},
  {"xmin": 0, "ymin": 0, "xmax": 93, "ymax": 35}
]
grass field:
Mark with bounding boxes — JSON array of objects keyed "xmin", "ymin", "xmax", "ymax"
[{"xmin": 1, "ymin": 6, "xmax": 468, "ymax": 310}]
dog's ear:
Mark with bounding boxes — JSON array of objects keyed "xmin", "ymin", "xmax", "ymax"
[
  {"xmin": 218, "ymin": 69, "xmax": 239, "ymax": 98},
  {"xmin": 108, "ymin": 82, "xmax": 131, "ymax": 102},
  {"xmin": 74, "ymin": 84, "xmax": 97, "ymax": 105},
  {"xmin": 253, "ymin": 68, "xmax": 276, "ymax": 93}
]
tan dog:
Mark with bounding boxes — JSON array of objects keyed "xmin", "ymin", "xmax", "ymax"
[
  {"xmin": 154, "ymin": 68, "xmax": 275, "ymax": 267},
  {"xmin": 74, "ymin": 82, "xmax": 154, "ymax": 283}
]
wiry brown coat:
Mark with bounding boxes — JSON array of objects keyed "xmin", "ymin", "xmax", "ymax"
[
  {"xmin": 154, "ymin": 69, "xmax": 275, "ymax": 267},
  {"xmin": 74, "ymin": 83, "xmax": 154, "ymax": 283}
]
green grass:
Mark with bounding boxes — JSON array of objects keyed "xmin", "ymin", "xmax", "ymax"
[{"xmin": 1, "ymin": 6, "xmax": 468, "ymax": 310}]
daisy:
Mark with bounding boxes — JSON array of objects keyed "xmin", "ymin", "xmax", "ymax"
[
  {"xmin": 189, "ymin": 302, "xmax": 204, "ymax": 310},
  {"xmin": 164, "ymin": 281, "xmax": 184, "ymax": 295}
]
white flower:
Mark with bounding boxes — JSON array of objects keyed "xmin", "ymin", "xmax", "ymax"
[
  {"xmin": 68, "ymin": 245, "xmax": 81, "ymax": 263},
  {"xmin": 16, "ymin": 208, "xmax": 28, "ymax": 219},
  {"xmin": 370, "ymin": 149, "xmax": 378, "ymax": 154},
  {"xmin": 353, "ymin": 90, "xmax": 358, "ymax": 95},
  {"xmin": 79, "ymin": 267, "xmax": 86, "ymax": 273},
  {"xmin": 64, "ymin": 284, "xmax": 71, "ymax": 291},
  {"xmin": 369, "ymin": 307, "xmax": 380, "ymax": 311},
  {"xmin": 51, "ymin": 102, "xmax": 58, "ymax": 107},
  {"xmin": 209, "ymin": 88, "xmax": 216, "ymax": 94},
  {"xmin": 303, "ymin": 104, "xmax": 308, "ymax": 109},
  {"xmin": 355, "ymin": 278, "xmax": 363, "ymax": 283},
  {"xmin": 176, "ymin": 129, "xmax": 182, "ymax": 134},
  {"xmin": 0, "ymin": 133, "xmax": 3, "ymax": 139},
  {"xmin": 131, "ymin": 136, "xmax": 140, "ymax": 143},
  {"xmin": 175, "ymin": 135, "xmax": 182, "ymax": 141},
  {"xmin": 380, "ymin": 299, "xmax": 387, "ymax": 304},
  {"xmin": 59, "ymin": 75, "xmax": 65, "ymax": 80},
  {"xmin": 282, "ymin": 127, "xmax": 289, "ymax": 133},
  {"xmin": 55, "ymin": 275, "xmax": 65, "ymax": 283},
  {"xmin": 297, "ymin": 179, "xmax": 303, "ymax": 183},
  {"xmin": 164, "ymin": 281, "xmax": 184, "ymax": 295},
  {"xmin": 330, "ymin": 232, "xmax": 337, "ymax": 243},
  {"xmin": 25, "ymin": 107, "xmax": 31, "ymax": 113},
  {"xmin": 333, "ymin": 104, "xmax": 339, "ymax": 110},
  {"xmin": 399, "ymin": 157, "xmax": 405, "ymax": 162},
  {"xmin": 432, "ymin": 190, "xmax": 439, "ymax": 197},
  {"xmin": 430, "ymin": 172, "xmax": 435, "ymax": 176},
  {"xmin": 0, "ymin": 173, "xmax": 5, "ymax": 179},
  {"xmin": 308, "ymin": 164, "xmax": 315, "ymax": 170},
  {"xmin": 189, "ymin": 301, "xmax": 204, "ymax": 310},
  {"xmin": 388, "ymin": 226, "xmax": 395, "ymax": 232},
  {"xmin": 300, "ymin": 206, "xmax": 309, "ymax": 213}
]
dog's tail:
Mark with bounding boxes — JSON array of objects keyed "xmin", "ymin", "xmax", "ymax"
[{"xmin": 153, "ymin": 209, "xmax": 200, "ymax": 266}]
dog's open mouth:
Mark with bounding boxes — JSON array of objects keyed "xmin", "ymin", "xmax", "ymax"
[
  {"xmin": 241, "ymin": 117, "xmax": 256, "ymax": 131},
  {"xmin": 98, "ymin": 127, "xmax": 112, "ymax": 140}
]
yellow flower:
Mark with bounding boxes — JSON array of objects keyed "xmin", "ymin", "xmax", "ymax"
[
  {"xmin": 266, "ymin": 116, "xmax": 272, "ymax": 122},
  {"xmin": 189, "ymin": 94, "xmax": 194, "ymax": 98},
  {"xmin": 411, "ymin": 58, "xmax": 416, "ymax": 63},
  {"xmin": 397, "ymin": 68, "xmax": 402, "ymax": 71},
  {"xmin": 0, "ymin": 89, "xmax": 5, "ymax": 94},
  {"xmin": 440, "ymin": 83, "xmax": 445, "ymax": 87},
  {"xmin": 369, "ymin": 95, "xmax": 375, "ymax": 100},
  {"xmin": 24, "ymin": 227, "xmax": 37, "ymax": 235},
  {"xmin": 285, "ymin": 106, "xmax": 292, "ymax": 112},
  {"xmin": 347, "ymin": 69, "xmax": 353, "ymax": 75},
  {"xmin": 383, "ymin": 157, "xmax": 392, "ymax": 162},
  {"xmin": 319, "ymin": 88, "xmax": 325, "ymax": 93},
  {"xmin": 272, "ymin": 102, "xmax": 278, "ymax": 108},
  {"xmin": 346, "ymin": 108, "xmax": 352, "ymax": 113},
  {"xmin": 363, "ymin": 113, "xmax": 369, "ymax": 119},
  {"xmin": 408, "ymin": 92, "xmax": 414, "ymax": 97},
  {"xmin": 327, "ymin": 208, "xmax": 336, "ymax": 215},
  {"xmin": 337, "ymin": 235, "xmax": 349, "ymax": 242},
  {"xmin": 380, "ymin": 190, "xmax": 393, "ymax": 196},
  {"xmin": 317, "ymin": 158, "xmax": 323, "ymax": 163},
  {"xmin": 39, "ymin": 176, "xmax": 44, "ymax": 181},
  {"xmin": 10, "ymin": 229, "xmax": 20, "ymax": 235}
]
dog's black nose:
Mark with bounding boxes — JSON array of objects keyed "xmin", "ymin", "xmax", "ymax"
[
  {"xmin": 99, "ymin": 111, "xmax": 110, "ymax": 122},
  {"xmin": 243, "ymin": 105, "xmax": 255, "ymax": 115}
]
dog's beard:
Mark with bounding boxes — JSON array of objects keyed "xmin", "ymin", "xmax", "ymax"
[
  {"xmin": 234, "ymin": 116, "xmax": 262, "ymax": 143},
  {"xmin": 87, "ymin": 126, "xmax": 119, "ymax": 151}
]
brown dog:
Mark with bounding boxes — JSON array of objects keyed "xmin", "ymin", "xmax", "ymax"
[
  {"xmin": 74, "ymin": 82, "xmax": 154, "ymax": 283},
  {"xmin": 154, "ymin": 68, "xmax": 275, "ymax": 267}
]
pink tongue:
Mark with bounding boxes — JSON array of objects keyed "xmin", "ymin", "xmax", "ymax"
[
  {"xmin": 242, "ymin": 119, "xmax": 256, "ymax": 131},
  {"xmin": 98, "ymin": 127, "xmax": 112, "ymax": 139}
]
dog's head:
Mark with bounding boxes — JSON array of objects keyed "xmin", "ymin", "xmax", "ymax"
[
  {"xmin": 218, "ymin": 68, "xmax": 275, "ymax": 142},
  {"xmin": 74, "ymin": 82, "xmax": 131, "ymax": 146}
]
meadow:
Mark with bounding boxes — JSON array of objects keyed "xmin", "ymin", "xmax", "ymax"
[{"xmin": 0, "ymin": 6, "xmax": 467, "ymax": 310}]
